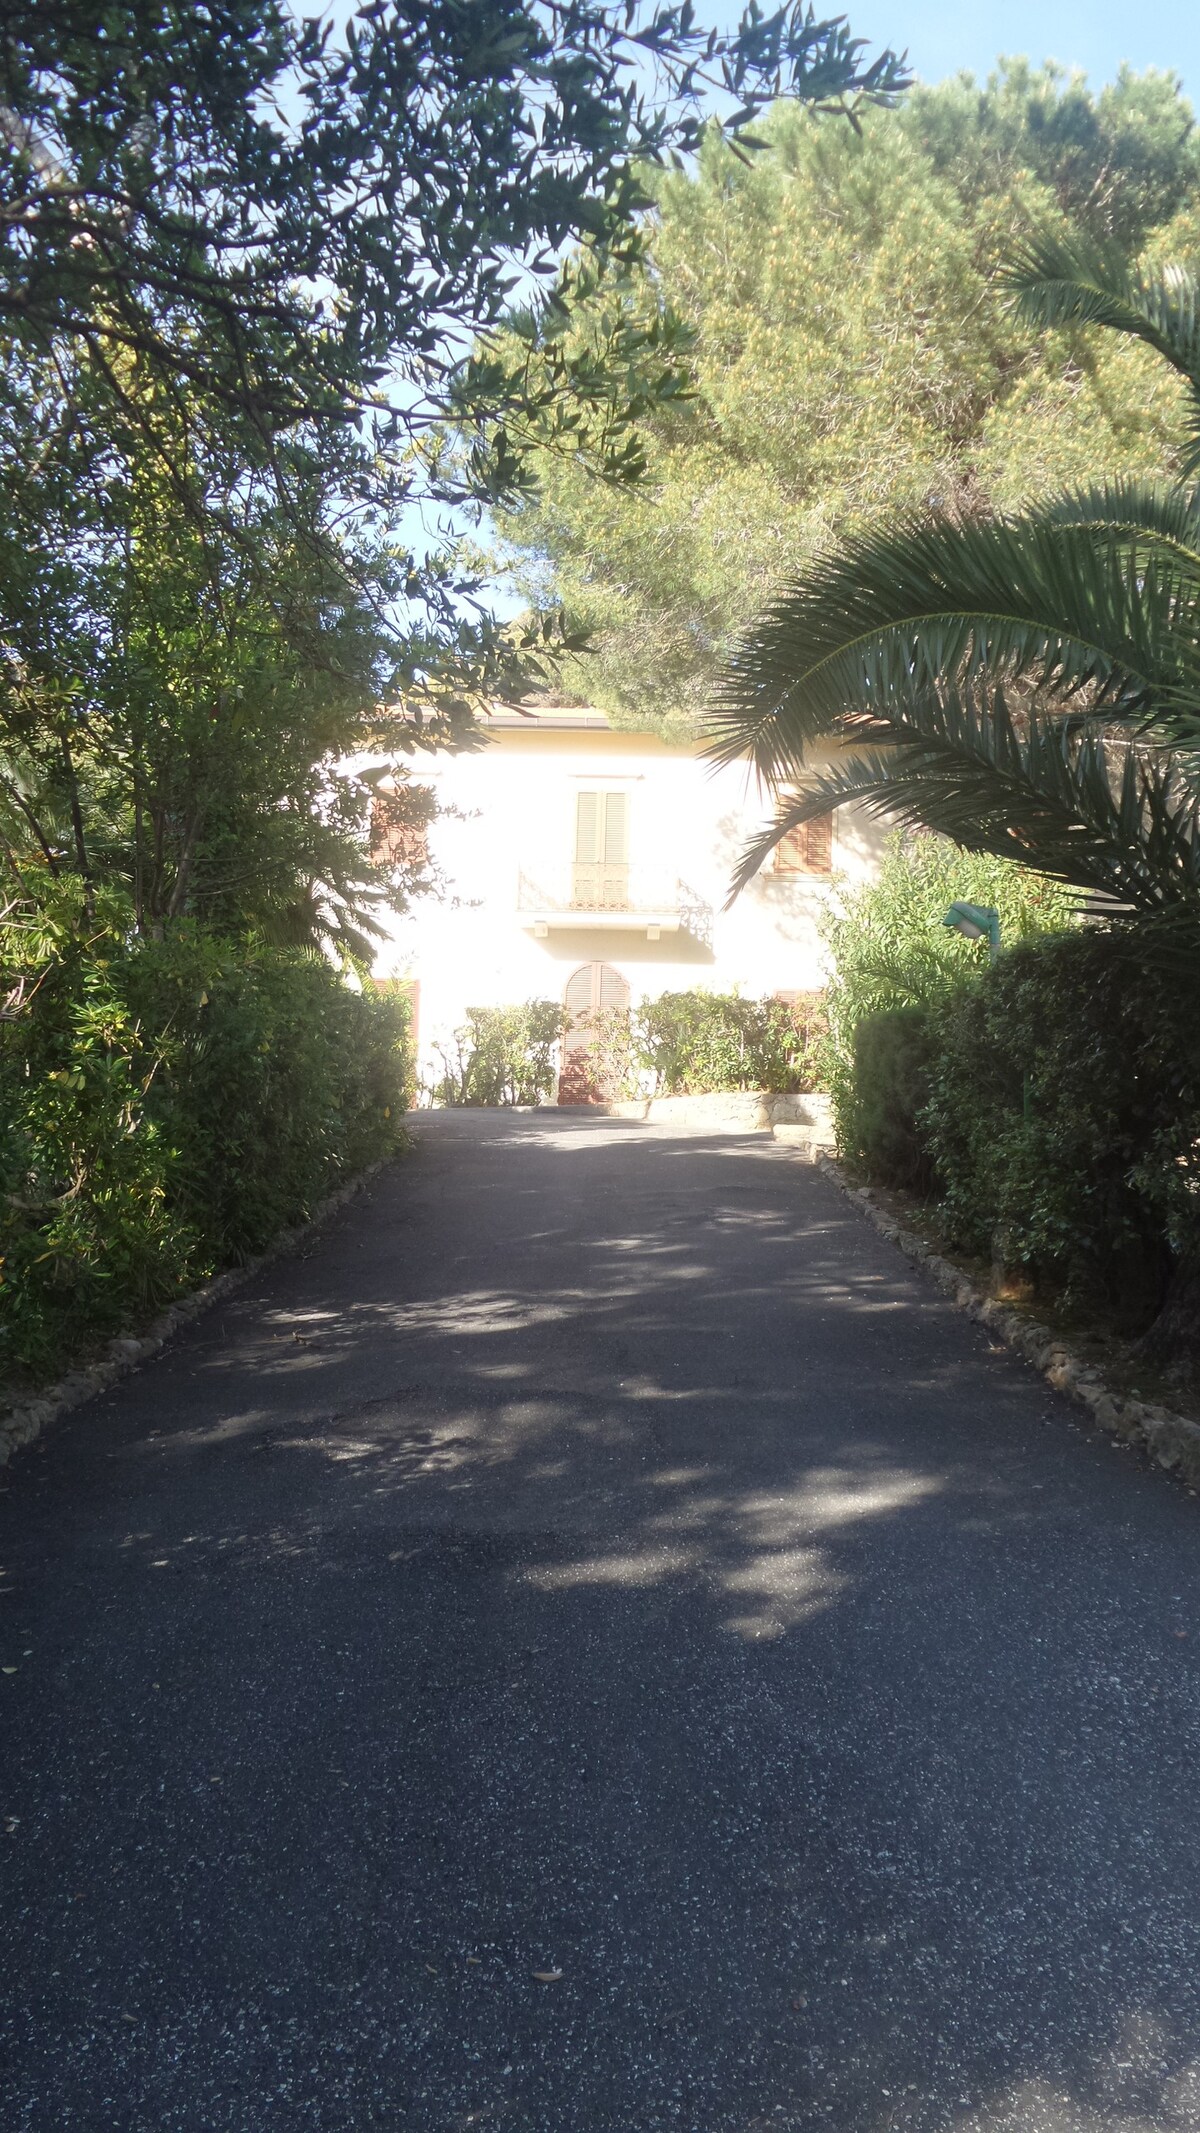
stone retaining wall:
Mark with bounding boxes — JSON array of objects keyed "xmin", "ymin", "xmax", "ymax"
[{"xmin": 585, "ymin": 1090, "xmax": 834, "ymax": 1138}]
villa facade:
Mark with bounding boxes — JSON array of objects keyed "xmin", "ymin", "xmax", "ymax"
[{"xmin": 370, "ymin": 706, "xmax": 887, "ymax": 1089}]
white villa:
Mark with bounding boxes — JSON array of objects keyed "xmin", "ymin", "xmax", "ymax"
[{"xmin": 370, "ymin": 704, "xmax": 886, "ymax": 1088}]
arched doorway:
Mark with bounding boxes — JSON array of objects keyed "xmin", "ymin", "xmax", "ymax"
[{"xmin": 559, "ymin": 963, "xmax": 630, "ymax": 1102}]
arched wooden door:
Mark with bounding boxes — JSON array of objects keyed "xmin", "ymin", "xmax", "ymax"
[
  {"xmin": 559, "ymin": 963, "xmax": 630, "ymax": 1101},
  {"xmin": 563, "ymin": 961, "xmax": 630, "ymax": 1040}
]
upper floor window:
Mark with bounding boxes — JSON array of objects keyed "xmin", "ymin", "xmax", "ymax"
[
  {"xmin": 370, "ymin": 781, "xmax": 434, "ymax": 872},
  {"xmin": 573, "ymin": 789, "xmax": 629, "ymax": 909},
  {"xmin": 773, "ymin": 811, "xmax": 833, "ymax": 877}
]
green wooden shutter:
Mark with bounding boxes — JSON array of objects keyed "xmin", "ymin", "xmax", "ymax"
[
  {"xmin": 602, "ymin": 791, "xmax": 628, "ymax": 865},
  {"xmin": 575, "ymin": 791, "xmax": 601, "ymax": 864}
]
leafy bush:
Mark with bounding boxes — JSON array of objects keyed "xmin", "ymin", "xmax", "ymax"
[
  {"xmin": 820, "ymin": 832, "xmax": 1074, "ymax": 1152},
  {"xmin": 426, "ymin": 1002, "xmax": 562, "ymax": 1107},
  {"xmin": 844, "ymin": 1008, "xmax": 939, "ymax": 1192},
  {"xmin": 0, "ymin": 892, "xmax": 411, "ymax": 1380},
  {"xmin": 564, "ymin": 989, "xmax": 828, "ymax": 1103},
  {"xmin": 636, "ymin": 990, "xmax": 827, "ymax": 1096},
  {"xmin": 922, "ymin": 929, "xmax": 1200, "ymax": 1327}
]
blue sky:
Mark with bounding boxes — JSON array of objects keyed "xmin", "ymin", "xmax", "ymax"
[{"xmin": 712, "ymin": 1, "xmax": 1200, "ymax": 101}]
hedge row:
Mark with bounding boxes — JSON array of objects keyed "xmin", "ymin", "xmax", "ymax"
[
  {"xmin": 426, "ymin": 989, "xmax": 828, "ymax": 1107},
  {"xmin": 1, "ymin": 901, "xmax": 411, "ymax": 1381},
  {"xmin": 845, "ymin": 929, "xmax": 1200, "ymax": 1342}
]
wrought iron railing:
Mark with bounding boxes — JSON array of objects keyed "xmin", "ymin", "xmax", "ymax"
[{"xmin": 516, "ymin": 871, "xmax": 714, "ymax": 946}]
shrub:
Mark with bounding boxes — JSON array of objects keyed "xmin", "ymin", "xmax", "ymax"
[
  {"xmin": 556, "ymin": 1004, "xmax": 641, "ymax": 1105},
  {"xmin": 426, "ymin": 1001, "xmax": 561, "ymax": 1107},
  {"xmin": 0, "ymin": 893, "xmax": 411, "ymax": 1380},
  {"xmin": 819, "ymin": 831, "xmax": 1075, "ymax": 1154},
  {"xmin": 844, "ymin": 1008, "xmax": 939, "ymax": 1192},
  {"xmin": 922, "ymin": 930, "xmax": 1200, "ymax": 1327},
  {"xmin": 563, "ymin": 988, "xmax": 829, "ymax": 1103},
  {"xmin": 636, "ymin": 989, "xmax": 827, "ymax": 1095}
]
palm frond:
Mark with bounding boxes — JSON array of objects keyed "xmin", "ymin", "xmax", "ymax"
[
  {"xmin": 708, "ymin": 509, "xmax": 1200, "ymax": 783},
  {"xmin": 999, "ymin": 229, "xmax": 1200, "ymax": 475},
  {"xmin": 1037, "ymin": 478, "xmax": 1200, "ymax": 558},
  {"xmin": 729, "ymin": 682, "xmax": 1200, "ymax": 928}
]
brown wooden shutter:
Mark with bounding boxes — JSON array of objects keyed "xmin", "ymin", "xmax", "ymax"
[
  {"xmin": 804, "ymin": 812, "xmax": 833, "ymax": 873},
  {"xmin": 775, "ymin": 811, "xmax": 834, "ymax": 874},
  {"xmin": 597, "ymin": 964, "xmax": 630, "ymax": 1012},
  {"xmin": 565, "ymin": 966, "xmax": 594, "ymax": 1021}
]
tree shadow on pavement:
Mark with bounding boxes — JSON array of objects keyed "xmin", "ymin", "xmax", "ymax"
[{"xmin": 3, "ymin": 1112, "xmax": 1200, "ymax": 2133}]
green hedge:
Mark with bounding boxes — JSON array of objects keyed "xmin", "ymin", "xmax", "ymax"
[
  {"xmin": 836, "ymin": 921, "xmax": 1200, "ymax": 1335},
  {"xmin": 920, "ymin": 930, "xmax": 1200, "ymax": 1327},
  {"xmin": 634, "ymin": 989, "xmax": 826, "ymax": 1096},
  {"xmin": 819, "ymin": 831, "xmax": 1076, "ymax": 1154},
  {"xmin": 0, "ymin": 902, "xmax": 411, "ymax": 1379},
  {"xmin": 843, "ymin": 1007, "xmax": 939, "ymax": 1193}
]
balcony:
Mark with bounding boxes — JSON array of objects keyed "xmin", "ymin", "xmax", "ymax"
[{"xmin": 517, "ymin": 867, "xmax": 714, "ymax": 948}]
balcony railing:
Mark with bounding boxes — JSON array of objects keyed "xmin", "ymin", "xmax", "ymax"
[
  {"xmin": 571, "ymin": 860, "xmax": 630, "ymax": 909},
  {"xmin": 517, "ymin": 869, "xmax": 713, "ymax": 947}
]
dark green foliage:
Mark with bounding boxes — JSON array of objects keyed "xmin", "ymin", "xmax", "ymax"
[
  {"xmin": 427, "ymin": 1003, "xmax": 563, "ymax": 1108},
  {"xmin": 921, "ymin": 931, "xmax": 1200, "ymax": 1326},
  {"xmin": 843, "ymin": 1008, "xmax": 938, "ymax": 1192},
  {"xmin": 0, "ymin": 894, "xmax": 411, "ymax": 1380},
  {"xmin": 0, "ymin": 0, "xmax": 906, "ymax": 758},
  {"xmin": 126, "ymin": 946, "xmax": 412, "ymax": 1262},
  {"xmin": 912, "ymin": 61, "xmax": 1199, "ymax": 252}
]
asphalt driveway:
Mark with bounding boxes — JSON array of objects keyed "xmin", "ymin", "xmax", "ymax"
[{"xmin": 3, "ymin": 1110, "xmax": 1200, "ymax": 2132}]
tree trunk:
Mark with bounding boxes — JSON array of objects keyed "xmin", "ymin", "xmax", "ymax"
[
  {"xmin": 60, "ymin": 733, "xmax": 93, "ymax": 915},
  {"xmin": 1132, "ymin": 1252, "xmax": 1200, "ymax": 1384}
]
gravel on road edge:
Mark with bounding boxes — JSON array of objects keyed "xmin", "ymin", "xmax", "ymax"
[
  {"xmin": 0, "ymin": 1151, "xmax": 399, "ymax": 1467},
  {"xmin": 815, "ymin": 1152, "xmax": 1200, "ymax": 1493}
]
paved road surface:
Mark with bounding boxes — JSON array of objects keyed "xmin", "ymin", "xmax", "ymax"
[{"xmin": 3, "ymin": 1112, "xmax": 1200, "ymax": 2133}]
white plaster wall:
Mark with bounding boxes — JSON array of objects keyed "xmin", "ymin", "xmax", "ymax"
[{"xmin": 369, "ymin": 723, "xmax": 887, "ymax": 1087}]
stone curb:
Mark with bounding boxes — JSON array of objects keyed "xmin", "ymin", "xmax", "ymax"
[
  {"xmin": 0, "ymin": 1154, "xmax": 397, "ymax": 1468},
  {"xmin": 815, "ymin": 1154, "xmax": 1200, "ymax": 1492}
]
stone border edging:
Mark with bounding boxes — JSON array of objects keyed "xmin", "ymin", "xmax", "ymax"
[
  {"xmin": 0, "ymin": 1154, "xmax": 396, "ymax": 1468},
  {"xmin": 816, "ymin": 1154, "xmax": 1200, "ymax": 1491}
]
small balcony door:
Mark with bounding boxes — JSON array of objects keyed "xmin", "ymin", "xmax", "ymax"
[{"xmin": 572, "ymin": 790, "xmax": 629, "ymax": 909}]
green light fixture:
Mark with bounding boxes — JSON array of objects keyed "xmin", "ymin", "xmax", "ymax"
[{"xmin": 941, "ymin": 901, "xmax": 1001, "ymax": 962}]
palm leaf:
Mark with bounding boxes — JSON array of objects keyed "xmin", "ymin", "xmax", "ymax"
[
  {"xmin": 729, "ymin": 681, "xmax": 1200, "ymax": 927},
  {"xmin": 708, "ymin": 506, "xmax": 1200, "ymax": 783},
  {"xmin": 1037, "ymin": 477, "xmax": 1200, "ymax": 556},
  {"xmin": 1000, "ymin": 229, "xmax": 1200, "ymax": 474}
]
